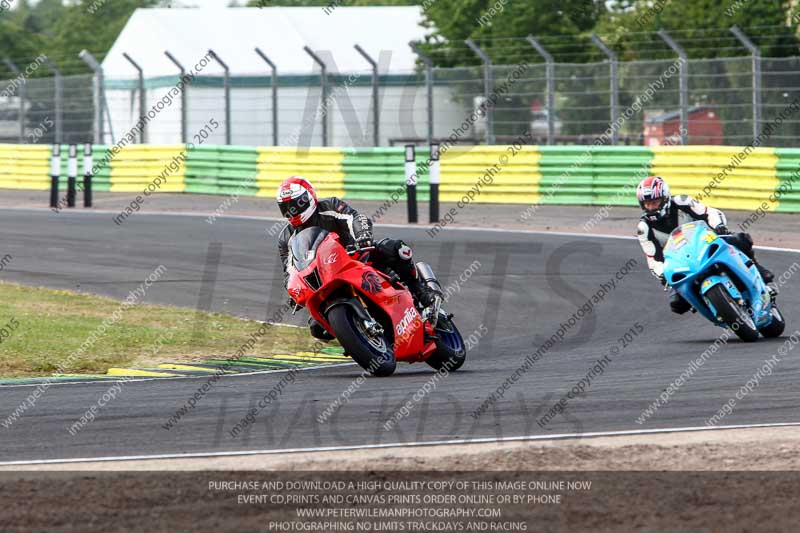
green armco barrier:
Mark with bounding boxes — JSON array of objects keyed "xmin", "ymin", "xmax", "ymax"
[
  {"xmin": 2, "ymin": 143, "xmax": 799, "ymax": 214},
  {"xmin": 538, "ymin": 146, "xmax": 596, "ymax": 205},
  {"xmin": 590, "ymin": 146, "xmax": 653, "ymax": 206},
  {"xmin": 537, "ymin": 145, "xmax": 654, "ymax": 205},
  {"xmin": 57, "ymin": 145, "xmax": 112, "ymax": 192},
  {"xmin": 774, "ymin": 148, "xmax": 800, "ymax": 213},
  {"xmin": 342, "ymin": 147, "xmax": 431, "ymax": 201},
  {"xmin": 185, "ymin": 145, "xmax": 258, "ymax": 195}
]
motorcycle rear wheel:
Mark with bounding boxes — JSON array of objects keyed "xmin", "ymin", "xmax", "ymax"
[
  {"xmin": 705, "ymin": 285, "xmax": 759, "ymax": 342},
  {"xmin": 327, "ymin": 305, "xmax": 396, "ymax": 376}
]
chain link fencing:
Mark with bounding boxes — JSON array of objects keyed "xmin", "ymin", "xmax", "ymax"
[{"xmin": 2, "ymin": 55, "xmax": 798, "ymax": 148}]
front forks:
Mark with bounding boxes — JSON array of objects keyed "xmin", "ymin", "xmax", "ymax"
[{"xmin": 352, "ymin": 287, "xmax": 385, "ymax": 337}]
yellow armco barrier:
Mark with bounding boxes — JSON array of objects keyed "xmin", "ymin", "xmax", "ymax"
[
  {"xmin": 439, "ymin": 145, "xmax": 542, "ymax": 204},
  {"xmin": 108, "ymin": 145, "xmax": 187, "ymax": 193},
  {"xmin": 0, "ymin": 143, "xmax": 790, "ymax": 216},
  {"xmin": 0, "ymin": 144, "xmax": 50, "ymax": 190},
  {"xmin": 255, "ymin": 147, "xmax": 345, "ymax": 199},
  {"xmin": 650, "ymin": 145, "xmax": 779, "ymax": 212}
]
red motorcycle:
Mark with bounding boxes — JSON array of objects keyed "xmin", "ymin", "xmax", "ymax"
[{"xmin": 286, "ymin": 227, "xmax": 466, "ymax": 376}]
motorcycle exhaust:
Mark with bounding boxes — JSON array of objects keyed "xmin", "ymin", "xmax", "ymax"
[{"xmin": 415, "ymin": 262, "xmax": 442, "ymax": 293}]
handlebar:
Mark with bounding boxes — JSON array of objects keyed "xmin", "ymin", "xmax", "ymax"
[{"xmin": 347, "ymin": 245, "xmax": 375, "ymax": 256}]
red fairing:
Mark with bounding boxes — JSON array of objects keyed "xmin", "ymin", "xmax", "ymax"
[{"xmin": 285, "ymin": 233, "xmax": 435, "ymax": 362}]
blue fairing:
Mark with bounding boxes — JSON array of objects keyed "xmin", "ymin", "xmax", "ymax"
[{"xmin": 662, "ymin": 222, "xmax": 773, "ymax": 328}]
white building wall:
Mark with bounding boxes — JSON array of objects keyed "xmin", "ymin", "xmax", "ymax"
[{"xmin": 104, "ymin": 82, "xmax": 470, "ymax": 148}]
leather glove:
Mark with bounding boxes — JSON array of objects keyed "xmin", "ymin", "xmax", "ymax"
[
  {"xmin": 714, "ymin": 224, "xmax": 730, "ymax": 236},
  {"xmin": 355, "ymin": 233, "xmax": 373, "ymax": 250},
  {"xmin": 657, "ymin": 273, "xmax": 667, "ymax": 287}
]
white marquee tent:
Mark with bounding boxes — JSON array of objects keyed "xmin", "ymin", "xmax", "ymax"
[
  {"xmin": 103, "ymin": 6, "xmax": 428, "ymax": 77},
  {"xmin": 100, "ymin": 6, "xmax": 467, "ymax": 146}
]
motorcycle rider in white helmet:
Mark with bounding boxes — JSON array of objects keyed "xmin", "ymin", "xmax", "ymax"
[{"xmin": 636, "ymin": 175, "xmax": 774, "ymax": 314}]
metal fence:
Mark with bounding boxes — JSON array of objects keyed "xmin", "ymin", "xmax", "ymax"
[{"xmin": 3, "ymin": 42, "xmax": 800, "ymax": 149}]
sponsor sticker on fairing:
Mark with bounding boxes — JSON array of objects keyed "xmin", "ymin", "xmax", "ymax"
[{"xmin": 396, "ymin": 306, "xmax": 417, "ymax": 336}]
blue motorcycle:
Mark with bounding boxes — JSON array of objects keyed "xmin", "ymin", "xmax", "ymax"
[{"xmin": 663, "ymin": 221, "xmax": 785, "ymax": 342}]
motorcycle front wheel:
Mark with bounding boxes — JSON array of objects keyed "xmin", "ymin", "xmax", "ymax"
[
  {"xmin": 327, "ymin": 305, "xmax": 396, "ymax": 376},
  {"xmin": 705, "ymin": 285, "xmax": 759, "ymax": 342}
]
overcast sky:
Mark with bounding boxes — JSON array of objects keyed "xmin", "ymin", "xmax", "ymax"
[{"xmin": 6, "ymin": 0, "xmax": 240, "ymax": 8}]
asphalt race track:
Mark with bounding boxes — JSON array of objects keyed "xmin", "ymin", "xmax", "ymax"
[{"xmin": 0, "ymin": 208, "xmax": 798, "ymax": 463}]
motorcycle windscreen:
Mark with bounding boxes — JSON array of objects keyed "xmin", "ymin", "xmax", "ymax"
[
  {"xmin": 664, "ymin": 222, "xmax": 701, "ymax": 256},
  {"xmin": 289, "ymin": 227, "xmax": 330, "ymax": 271},
  {"xmin": 663, "ymin": 223, "xmax": 693, "ymax": 282},
  {"xmin": 663, "ymin": 222, "xmax": 716, "ymax": 279}
]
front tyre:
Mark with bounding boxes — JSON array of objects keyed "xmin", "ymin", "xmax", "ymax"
[
  {"xmin": 759, "ymin": 305, "xmax": 786, "ymax": 338},
  {"xmin": 327, "ymin": 305, "xmax": 396, "ymax": 376},
  {"xmin": 705, "ymin": 285, "xmax": 759, "ymax": 342},
  {"xmin": 425, "ymin": 314, "xmax": 467, "ymax": 372}
]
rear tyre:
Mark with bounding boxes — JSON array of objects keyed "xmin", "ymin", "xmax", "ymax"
[
  {"xmin": 425, "ymin": 315, "xmax": 467, "ymax": 372},
  {"xmin": 327, "ymin": 305, "xmax": 396, "ymax": 376},
  {"xmin": 759, "ymin": 305, "xmax": 786, "ymax": 338},
  {"xmin": 705, "ymin": 285, "xmax": 759, "ymax": 342}
]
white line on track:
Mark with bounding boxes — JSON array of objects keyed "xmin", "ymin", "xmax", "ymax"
[
  {"xmin": 0, "ymin": 362, "xmax": 356, "ymax": 389},
  {"xmin": 0, "ymin": 208, "xmax": 795, "ymax": 390},
  {"xmin": 2, "ymin": 421, "xmax": 800, "ymax": 466},
  {"xmin": 2, "ymin": 207, "xmax": 797, "ymax": 458},
  {"xmin": 6, "ymin": 206, "xmax": 800, "ymax": 253}
]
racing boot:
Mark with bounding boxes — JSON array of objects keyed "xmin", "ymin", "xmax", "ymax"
[
  {"xmin": 733, "ymin": 233, "xmax": 774, "ymax": 284},
  {"xmin": 413, "ymin": 262, "xmax": 444, "ymax": 325},
  {"xmin": 405, "ymin": 275, "xmax": 438, "ymax": 309},
  {"xmin": 308, "ymin": 317, "xmax": 335, "ymax": 341},
  {"xmin": 768, "ymin": 284, "xmax": 779, "ymax": 301},
  {"xmin": 753, "ymin": 257, "xmax": 774, "ymax": 284}
]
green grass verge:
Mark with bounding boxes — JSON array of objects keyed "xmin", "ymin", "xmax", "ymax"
[{"xmin": 0, "ymin": 282, "xmax": 320, "ymax": 377}]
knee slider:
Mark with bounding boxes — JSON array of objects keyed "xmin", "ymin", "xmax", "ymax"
[
  {"xmin": 670, "ymin": 296, "xmax": 691, "ymax": 315},
  {"xmin": 308, "ymin": 318, "xmax": 334, "ymax": 341},
  {"xmin": 380, "ymin": 238, "xmax": 413, "ymax": 261},
  {"xmin": 734, "ymin": 232, "xmax": 754, "ymax": 256},
  {"xmin": 397, "ymin": 242, "xmax": 413, "ymax": 261}
]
